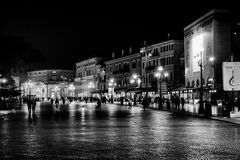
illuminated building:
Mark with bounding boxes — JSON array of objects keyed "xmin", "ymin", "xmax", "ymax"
[
  {"xmin": 105, "ymin": 49, "xmax": 141, "ymax": 98},
  {"xmin": 75, "ymin": 57, "xmax": 106, "ymax": 97},
  {"xmin": 184, "ymin": 9, "xmax": 240, "ymax": 106},
  {"xmin": 140, "ymin": 40, "xmax": 184, "ymax": 97},
  {"xmin": 22, "ymin": 69, "xmax": 75, "ymax": 99}
]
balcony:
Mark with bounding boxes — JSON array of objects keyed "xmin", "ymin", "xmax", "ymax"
[{"xmin": 113, "ymin": 67, "xmax": 130, "ymax": 74}]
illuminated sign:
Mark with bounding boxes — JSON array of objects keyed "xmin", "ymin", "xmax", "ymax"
[
  {"xmin": 223, "ymin": 62, "xmax": 240, "ymax": 91},
  {"xmin": 192, "ymin": 34, "xmax": 203, "ymax": 72}
]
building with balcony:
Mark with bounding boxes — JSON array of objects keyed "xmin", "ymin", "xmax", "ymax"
[
  {"xmin": 105, "ymin": 51, "xmax": 141, "ymax": 97},
  {"xmin": 140, "ymin": 40, "xmax": 184, "ymax": 96},
  {"xmin": 75, "ymin": 57, "xmax": 106, "ymax": 97}
]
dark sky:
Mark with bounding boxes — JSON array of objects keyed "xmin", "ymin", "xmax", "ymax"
[{"xmin": 0, "ymin": 1, "xmax": 239, "ymax": 70}]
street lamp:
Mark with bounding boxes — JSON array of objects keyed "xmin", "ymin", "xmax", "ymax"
[
  {"xmin": 130, "ymin": 73, "xmax": 141, "ymax": 87},
  {"xmin": 108, "ymin": 78, "xmax": 116, "ymax": 103},
  {"xmin": 140, "ymin": 41, "xmax": 151, "ymax": 97},
  {"xmin": 0, "ymin": 77, "xmax": 7, "ymax": 108},
  {"xmin": 198, "ymin": 48, "xmax": 204, "ymax": 114},
  {"xmin": 155, "ymin": 66, "xmax": 168, "ymax": 109}
]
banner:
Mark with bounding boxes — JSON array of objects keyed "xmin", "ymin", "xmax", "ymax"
[{"xmin": 223, "ymin": 62, "xmax": 240, "ymax": 91}]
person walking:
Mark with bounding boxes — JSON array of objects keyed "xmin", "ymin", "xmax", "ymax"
[
  {"xmin": 175, "ymin": 96, "xmax": 180, "ymax": 111},
  {"xmin": 50, "ymin": 98, "xmax": 54, "ymax": 107},
  {"xmin": 55, "ymin": 98, "xmax": 59, "ymax": 109},
  {"xmin": 97, "ymin": 97, "xmax": 101, "ymax": 110},
  {"xmin": 237, "ymin": 96, "xmax": 240, "ymax": 112},
  {"xmin": 128, "ymin": 98, "xmax": 132, "ymax": 109},
  {"xmin": 181, "ymin": 97, "xmax": 185, "ymax": 111},
  {"xmin": 27, "ymin": 96, "xmax": 32, "ymax": 115},
  {"xmin": 32, "ymin": 97, "xmax": 37, "ymax": 114}
]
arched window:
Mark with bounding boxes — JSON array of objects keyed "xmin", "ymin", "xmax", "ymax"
[
  {"xmin": 191, "ymin": 80, "xmax": 195, "ymax": 87},
  {"xmin": 202, "ymin": 78, "xmax": 205, "ymax": 85},
  {"xmin": 187, "ymin": 81, "xmax": 190, "ymax": 87},
  {"xmin": 196, "ymin": 79, "xmax": 200, "ymax": 87}
]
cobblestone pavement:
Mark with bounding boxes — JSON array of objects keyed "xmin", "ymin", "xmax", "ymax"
[{"xmin": 1, "ymin": 102, "xmax": 240, "ymax": 160}]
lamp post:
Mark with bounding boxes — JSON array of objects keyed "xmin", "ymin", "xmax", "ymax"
[
  {"xmin": 209, "ymin": 56, "xmax": 215, "ymax": 89},
  {"xmin": 198, "ymin": 49, "xmax": 204, "ymax": 114},
  {"xmin": 108, "ymin": 78, "xmax": 116, "ymax": 103},
  {"xmin": 155, "ymin": 66, "xmax": 168, "ymax": 109},
  {"xmin": 140, "ymin": 41, "xmax": 151, "ymax": 98},
  {"xmin": 130, "ymin": 74, "xmax": 141, "ymax": 105},
  {"xmin": 130, "ymin": 73, "xmax": 141, "ymax": 87},
  {"xmin": 0, "ymin": 77, "xmax": 7, "ymax": 108}
]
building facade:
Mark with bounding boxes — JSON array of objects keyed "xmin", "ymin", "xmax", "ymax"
[
  {"xmin": 22, "ymin": 69, "xmax": 75, "ymax": 99},
  {"xmin": 75, "ymin": 57, "xmax": 105, "ymax": 97},
  {"xmin": 140, "ymin": 40, "xmax": 184, "ymax": 96},
  {"xmin": 184, "ymin": 9, "xmax": 240, "ymax": 103},
  {"xmin": 105, "ymin": 51, "xmax": 141, "ymax": 98}
]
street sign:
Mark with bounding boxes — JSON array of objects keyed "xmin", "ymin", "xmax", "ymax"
[{"xmin": 223, "ymin": 62, "xmax": 240, "ymax": 91}]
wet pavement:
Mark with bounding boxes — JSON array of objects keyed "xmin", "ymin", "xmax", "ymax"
[{"xmin": 1, "ymin": 102, "xmax": 240, "ymax": 160}]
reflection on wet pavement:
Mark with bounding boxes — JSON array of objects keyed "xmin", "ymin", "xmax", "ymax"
[{"xmin": 1, "ymin": 102, "xmax": 240, "ymax": 159}]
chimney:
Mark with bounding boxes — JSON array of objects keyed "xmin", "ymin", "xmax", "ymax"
[
  {"xmin": 129, "ymin": 46, "xmax": 132, "ymax": 54},
  {"xmin": 121, "ymin": 49, "xmax": 124, "ymax": 57},
  {"xmin": 112, "ymin": 52, "xmax": 115, "ymax": 59}
]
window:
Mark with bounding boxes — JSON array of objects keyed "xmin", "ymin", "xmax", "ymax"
[
  {"xmin": 191, "ymin": 80, "xmax": 195, "ymax": 87},
  {"xmin": 196, "ymin": 79, "xmax": 200, "ymax": 87},
  {"xmin": 132, "ymin": 60, "xmax": 136, "ymax": 68}
]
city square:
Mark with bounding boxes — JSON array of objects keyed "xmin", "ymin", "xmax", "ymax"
[{"xmin": 1, "ymin": 2, "xmax": 240, "ymax": 160}]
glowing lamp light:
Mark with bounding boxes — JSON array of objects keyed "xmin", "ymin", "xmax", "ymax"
[
  {"xmin": 110, "ymin": 78, "xmax": 114, "ymax": 83},
  {"xmin": 130, "ymin": 79, "xmax": 135, "ymax": 84},
  {"xmin": 137, "ymin": 79, "xmax": 141, "ymax": 85},
  {"xmin": 155, "ymin": 72, "xmax": 160, "ymax": 78},
  {"xmin": 164, "ymin": 72, "xmax": 169, "ymax": 77},
  {"xmin": 209, "ymin": 56, "xmax": 214, "ymax": 62},
  {"xmin": 132, "ymin": 74, "xmax": 137, "ymax": 79},
  {"xmin": 158, "ymin": 66, "xmax": 163, "ymax": 72}
]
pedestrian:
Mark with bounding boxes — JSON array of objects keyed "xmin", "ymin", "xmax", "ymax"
[
  {"xmin": 181, "ymin": 97, "xmax": 185, "ymax": 110},
  {"xmin": 96, "ymin": 98, "xmax": 101, "ymax": 110},
  {"xmin": 128, "ymin": 98, "xmax": 132, "ymax": 109},
  {"xmin": 61, "ymin": 97, "xmax": 65, "ymax": 105},
  {"xmin": 175, "ymin": 96, "xmax": 180, "ymax": 111},
  {"xmin": 84, "ymin": 97, "xmax": 88, "ymax": 104},
  {"xmin": 50, "ymin": 98, "xmax": 54, "ymax": 107},
  {"xmin": 32, "ymin": 96, "xmax": 37, "ymax": 114},
  {"xmin": 55, "ymin": 98, "xmax": 59, "ymax": 109},
  {"xmin": 27, "ymin": 96, "xmax": 32, "ymax": 114},
  {"xmin": 237, "ymin": 96, "xmax": 240, "ymax": 111}
]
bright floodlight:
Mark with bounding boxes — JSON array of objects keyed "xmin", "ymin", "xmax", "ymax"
[
  {"xmin": 158, "ymin": 66, "xmax": 163, "ymax": 72},
  {"xmin": 164, "ymin": 72, "xmax": 169, "ymax": 77},
  {"xmin": 137, "ymin": 79, "xmax": 141, "ymax": 84},
  {"xmin": 132, "ymin": 74, "xmax": 137, "ymax": 79},
  {"xmin": 209, "ymin": 56, "xmax": 214, "ymax": 62},
  {"xmin": 110, "ymin": 78, "xmax": 114, "ymax": 83},
  {"xmin": 130, "ymin": 79, "xmax": 134, "ymax": 84},
  {"xmin": 155, "ymin": 72, "xmax": 160, "ymax": 78},
  {"xmin": 1, "ymin": 78, "xmax": 7, "ymax": 83}
]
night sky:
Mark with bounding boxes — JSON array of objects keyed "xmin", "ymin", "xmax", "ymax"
[{"xmin": 0, "ymin": 1, "xmax": 239, "ymax": 70}]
